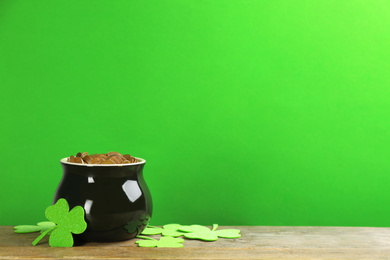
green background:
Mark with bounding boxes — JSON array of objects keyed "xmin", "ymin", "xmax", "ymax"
[{"xmin": 1, "ymin": 0, "xmax": 390, "ymax": 227}]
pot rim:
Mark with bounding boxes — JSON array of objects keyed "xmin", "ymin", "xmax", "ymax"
[{"xmin": 60, "ymin": 157, "xmax": 146, "ymax": 167}]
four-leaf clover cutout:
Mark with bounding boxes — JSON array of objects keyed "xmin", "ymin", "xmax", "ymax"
[
  {"xmin": 179, "ymin": 224, "xmax": 241, "ymax": 241},
  {"xmin": 135, "ymin": 236, "xmax": 184, "ymax": 247},
  {"xmin": 135, "ymin": 223, "xmax": 241, "ymax": 247},
  {"xmin": 141, "ymin": 224, "xmax": 185, "ymax": 237}
]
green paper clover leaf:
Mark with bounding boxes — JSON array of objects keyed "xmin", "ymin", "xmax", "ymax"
[
  {"xmin": 14, "ymin": 221, "xmax": 55, "ymax": 234},
  {"xmin": 31, "ymin": 198, "xmax": 87, "ymax": 247},
  {"xmin": 140, "ymin": 225, "xmax": 160, "ymax": 235},
  {"xmin": 136, "ymin": 236, "xmax": 184, "ymax": 248},
  {"xmin": 214, "ymin": 228, "xmax": 242, "ymax": 239},
  {"xmin": 141, "ymin": 224, "xmax": 185, "ymax": 237},
  {"xmin": 179, "ymin": 224, "xmax": 241, "ymax": 241},
  {"xmin": 44, "ymin": 198, "xmax": 87, "ymax": 247}
]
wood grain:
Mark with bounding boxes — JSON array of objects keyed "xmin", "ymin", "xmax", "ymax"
[{"xmin": 1, "ymin": 226, "xmax": 390, "ymax": 259}]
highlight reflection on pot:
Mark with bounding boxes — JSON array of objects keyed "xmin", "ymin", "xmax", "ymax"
[{"xmin": 122, "ymin": 180, "xmax": 142, "ymax": 202}]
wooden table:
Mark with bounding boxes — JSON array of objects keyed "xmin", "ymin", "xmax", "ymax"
[{"xmin": 1, "ymin": 226, "xmax": 390, "ymax": 259}]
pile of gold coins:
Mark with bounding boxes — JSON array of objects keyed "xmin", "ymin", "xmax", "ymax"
[{"xmin": 67, "ymin": 151, "xmax": 139, "ymax": 164}]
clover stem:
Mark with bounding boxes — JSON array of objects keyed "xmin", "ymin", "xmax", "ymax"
[
  {"xmin": 136, "ymin": 235, "xmax": 155, "ymax": 241},
  {"xmin": 32, "ymin": 225, "xmax": 57, "ymax": 246},
  {"xmin": 212, "ymin": 224, "xmax": 218, "ymax": 231}
]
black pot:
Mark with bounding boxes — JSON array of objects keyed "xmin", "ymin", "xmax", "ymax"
[{"xmin": 54, "ymin": 157, "xmax": 153, "ymax": 242}]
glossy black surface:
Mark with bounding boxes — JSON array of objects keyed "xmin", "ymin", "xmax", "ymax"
[{"xmin": 54, "ymin": 160, "xmax": 152, "ymax": 242}]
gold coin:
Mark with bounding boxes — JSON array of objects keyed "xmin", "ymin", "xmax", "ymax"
[
  {"xmin": 83, "ymin": 155, "xmax": 93, "ymax": 164},
  {"xmin": 107, "ymin": 151, "xmax": 123, "ymax": 157},
  {"xmin": 72, "ymin": 157, "xmax": 84, "ymax": 164},
  {"xmin": 90, "ymin": 157, "xmax": 104, "ymax": 164},
  {"xmin": 102, "ymin": 159, "xmax": 115, "ymax": 164},
  {"xmin": 68, "ymin": 152, "xmax": 138, "ymax": 164},
  {"xmin": 123, "ymin": 154, "xmax": 132, "ymax": 161},
  {"xmin": 109, "ymin": 155, "xmax": 123, "ymax": 164}
]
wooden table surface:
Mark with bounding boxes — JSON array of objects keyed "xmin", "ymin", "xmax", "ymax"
[{"xmin": 1, "ymin": 226, "xmax": 390, "ymax": 259}]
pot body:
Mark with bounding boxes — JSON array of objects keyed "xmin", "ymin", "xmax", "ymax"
[{"xmin": 54, "ymin": 159, "xmax": 152, "ymax": 242}]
